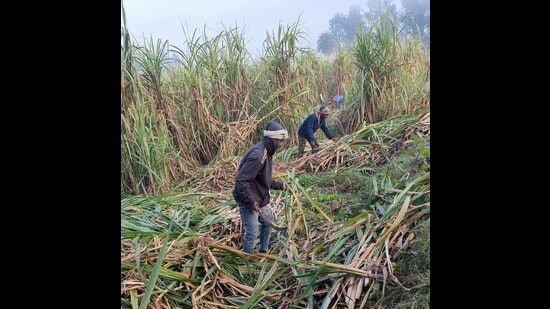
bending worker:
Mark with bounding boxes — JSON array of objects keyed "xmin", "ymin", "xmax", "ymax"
[{"xmin": 296, "ymin": 106, "xmax": 334, "ymax": 158}]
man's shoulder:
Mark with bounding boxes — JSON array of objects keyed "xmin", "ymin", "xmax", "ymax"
[{"xmin": 246, "ymin": 143, "xmax": 265, "ymax": 158}]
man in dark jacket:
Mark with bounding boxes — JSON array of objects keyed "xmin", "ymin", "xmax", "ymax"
[
  {"xmin": 296, "ymin": 106, "xmax": 334, "ymax": 158},
  {"xmin": 232, "ymin": 120, "xmax": 288, "ymax": 254}
]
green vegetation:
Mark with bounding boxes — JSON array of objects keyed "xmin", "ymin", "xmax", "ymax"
[
  {"xmin": 121, "ymin": 1, "xmax": 429, "ymax": 308},
  {"xmin": 121, "ymin": 113, "xmax": 430, "ymax": 308}
]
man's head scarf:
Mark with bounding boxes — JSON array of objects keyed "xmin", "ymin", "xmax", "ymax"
[{"xmin": 264, "ymin": 121, "xmax": 288, "ymax": 140}]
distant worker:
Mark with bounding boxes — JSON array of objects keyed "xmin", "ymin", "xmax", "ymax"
[
  {"xmin": 333, "ymin": 95, "xmax": 344, "ymax": 108},
  {"xmin": 296, "ymin": 106, "xmax": 334, "ymax": 158}
]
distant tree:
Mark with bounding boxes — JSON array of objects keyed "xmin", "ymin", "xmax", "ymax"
[
  {"xmin": 316, "ymin": 31, "xmax": 337, "ymax": 55},
  {"xmin": 318, "ymin": 5, "xmax": 367, "ymax": 55},
  {"xmin": 328, "ymin": 6, "xmax": 366, "ymax": 44},
  {"xmin": 328, "ymin": 13, "xmax": 347, "ymax": 43},
  {"xmin": 364, "ymin": 0, "xmax": 399, "ymax": 30},
  {"xmin": 345, "ymin": 5, "xmax": 367, "ymax": 41},
  {"xmin": 400, "ymin": 0, "xmax": 430, "ymax": 46},
  {"xmin": 317, "ymin": 0, "xmax": 430, "ymax": 53}
]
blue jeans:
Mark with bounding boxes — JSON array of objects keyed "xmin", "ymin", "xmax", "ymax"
[{"xmin": 238, "ymin": 203, "xmax": 272, "ymax": 253}]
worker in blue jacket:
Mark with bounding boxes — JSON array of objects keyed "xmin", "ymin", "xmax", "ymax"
[{"xmin": 296, "ymin": 106, "xmax": 334, "ymax": 158}]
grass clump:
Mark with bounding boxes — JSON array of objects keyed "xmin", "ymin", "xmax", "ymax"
[{"xmin": 373, "ymin": 218, "xmax": 430, "ymax": 308}]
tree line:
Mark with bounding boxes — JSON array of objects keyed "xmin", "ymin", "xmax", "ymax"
[{"xmin": 316, "ymin": 0, "xmax": 429, "ymax": 55}]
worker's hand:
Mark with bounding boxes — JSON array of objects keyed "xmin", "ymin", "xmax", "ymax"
[
  {"xmin": 251, "ymin": 200, "xmax": 260, "ymax": 212},
  {"xmin": 308, "ymin": 140, "xmax": 320, "ymax": 153}
]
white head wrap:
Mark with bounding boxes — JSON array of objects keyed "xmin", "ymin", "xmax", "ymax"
[{"xmin": 264, "ymin": 129, "xmax": 289, "ymax": 140}]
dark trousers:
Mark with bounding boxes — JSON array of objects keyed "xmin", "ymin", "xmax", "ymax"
[{"xmin": 297, "ymin": 136, "xmax": 319, "ymax": 158}]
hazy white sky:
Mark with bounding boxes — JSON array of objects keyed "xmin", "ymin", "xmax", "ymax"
[{"xmin": 122, "ymin": 0, "xmax": 368, "ymax": 55}]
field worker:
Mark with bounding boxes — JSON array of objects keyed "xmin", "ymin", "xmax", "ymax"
[
  {"xmin": 232, "ymin": 120, "xmax": 288, "ymax": 254},
  {"xmin": 296, "ymin": 106, "xmax": 334, "ymax": 158}
]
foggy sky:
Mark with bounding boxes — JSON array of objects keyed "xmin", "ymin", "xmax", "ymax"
[{"xmin": 122, "ymin": 0, "xmax": 372, "ymax": 55}]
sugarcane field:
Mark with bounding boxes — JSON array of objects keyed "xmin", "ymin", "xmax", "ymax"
[{"xmin": 121, "ymin": 1, "xmax": 430, "ymax": 308}]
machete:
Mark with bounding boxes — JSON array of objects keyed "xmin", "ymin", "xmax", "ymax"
[{"xmin": 258, "ymin": 209, "xmax": 287, "ymax": 231}]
